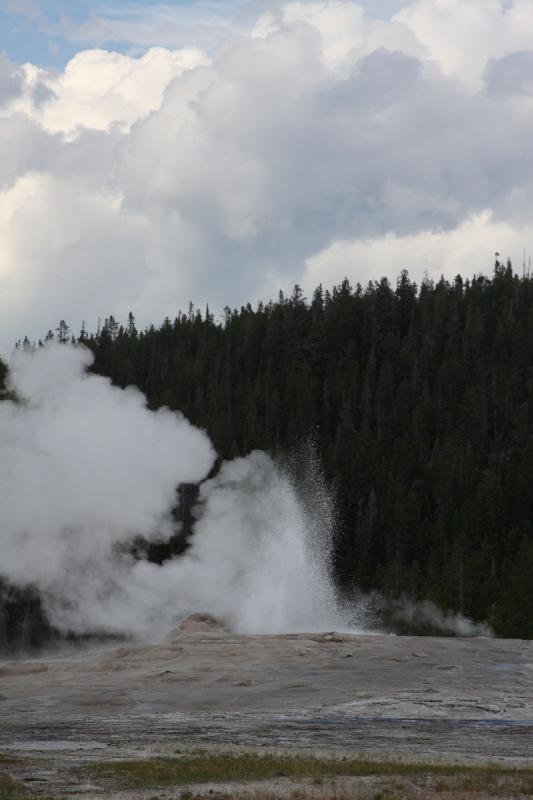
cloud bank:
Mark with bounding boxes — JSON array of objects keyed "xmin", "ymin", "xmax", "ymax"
[{"xmin": 1, "ymin": 0, "xmax": 533, "ymax": 347}]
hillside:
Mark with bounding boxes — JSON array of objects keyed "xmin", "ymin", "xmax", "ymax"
[{"xmin": 3, "ymin": 261, "xmax": 533, "ymax": 642}]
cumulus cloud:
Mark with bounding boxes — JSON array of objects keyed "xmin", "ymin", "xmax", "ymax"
[
  {"xmin": 1, "ymin": 0, "xmax": 533, "ymax": 348},
  {"xmin": 251, "ymin": 1, "xmax": 424, "ymax": 73},
  {"xmin": 395, "ymin": 0, "xmax": 533, "ymax": 88},
  {"xmin": 0, "ymin": 54, "xmax": 23, "ymax": 107},
  {"xmin": 304, "ymin": 211, "xmax": 533, "ymax": 291},
  {"xmin": 10, "ymin": 47, "xmax": 209, "ymax": 135},
  {"xmin": 0, "ymin": 172, "xmax": 153, "ymax": 339},
  {"xmin": 484, "ymin": 49, "xmax": 533, "ymax": 96}
]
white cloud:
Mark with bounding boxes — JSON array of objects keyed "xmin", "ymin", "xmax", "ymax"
[
  {"xmin": 252, "ymin": 0, "xmax": 533, "ymax": 86},
  {"xmin": 9, "ymin": 46, "xmax": 209, "ymax": 136},
  {"xmin": 1, "ymin": 1, "xmax": 533, "ymax": 347},
  {"xmin": 485, "ymin": 49, "xmax": 533, "ymax": 96},
  {"xmin": 0, "ymin": 54, "xmax": 23, "ymax": 107},
  {"xmin": 303, "ymin": 211, "xmax": 533, "ymax": 291},
  {"xmin": 252, "ymin": 1, "xmax": 423, "ymax": 74},
  {"xmin": 395, "ymin": 0, "xmax": 533, "ymax": 87},
  {"xmin": 0, "ymin": 172, "xmax": 150, "ymax": 343}
]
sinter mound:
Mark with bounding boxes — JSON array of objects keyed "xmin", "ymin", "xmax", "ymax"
[{"xmin": 177, "ymin": 612, "xmax": 228, "ymax": 633}]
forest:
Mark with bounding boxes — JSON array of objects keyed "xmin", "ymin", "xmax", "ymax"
[{"xmin": 2, "ymin": 258, "xmax": 533, "ymax": 644}]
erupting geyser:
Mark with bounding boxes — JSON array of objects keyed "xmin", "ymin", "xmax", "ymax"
[{"xmin": 0, "ymin": 343, "xmax": 354, "ymax": 641}]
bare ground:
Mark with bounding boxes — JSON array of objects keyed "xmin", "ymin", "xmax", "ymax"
[{"xmin": 2, "ymin": 622, "xmax": 533, "ymax": 798}]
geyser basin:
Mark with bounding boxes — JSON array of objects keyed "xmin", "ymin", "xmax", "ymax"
[{"xmin": 2, "ymin": 627, "xmax": 533, "ymax": 767}]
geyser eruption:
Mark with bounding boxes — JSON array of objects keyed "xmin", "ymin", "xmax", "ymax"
[
  {"xmin": 175, "ymin": 449, "xmax": 341, "ymax": 633},
  {"xmin": 0, "ymin": 343, "xmax": 350, "ymax": 640}
]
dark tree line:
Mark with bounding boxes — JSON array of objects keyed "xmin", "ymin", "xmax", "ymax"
[{"xmin": 3, "ymin": 259, "xmax": 533, "ymax": 644}]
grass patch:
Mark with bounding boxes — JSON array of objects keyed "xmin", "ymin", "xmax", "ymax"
[
  {"xmin": 0, "ymin": 771, "xmax": 28, "ymax": 797},
  {"xmin": 85, "ymin": 751, "xmax": 533, "ymax": 791},
  {"xmin": 0, "ymin": 753, "xmax": 20, "ymax": 764},
  {"xmin": 0, "ymin": 769, "xmax": 64, "ymax": 800}
]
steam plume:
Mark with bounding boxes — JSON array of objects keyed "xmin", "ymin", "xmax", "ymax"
[
  {"xmin": 0, "ymin": 344, "xmax": 348, "ymax": 639},
  {"xmin": 387, "ymin": 597, "xmax": 493, "ymax": 638}
]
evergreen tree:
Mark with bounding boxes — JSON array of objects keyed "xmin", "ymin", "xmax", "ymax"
[{"xmin": 7, "ymin": 261, "xmax": 533, "ymax": 641}]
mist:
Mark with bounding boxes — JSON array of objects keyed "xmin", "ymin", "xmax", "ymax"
[
  {"xmin": 0, "ymin": 343, "xmax": 350, "ymax": 640},
  {"xmin": 387, "ymin": 597, "xmax": 493, "ymax": 638}
]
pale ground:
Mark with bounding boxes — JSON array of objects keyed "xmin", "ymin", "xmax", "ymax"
[{"xmin": 2, "ymin": 617, "xmax": 533, "ymax": 797}]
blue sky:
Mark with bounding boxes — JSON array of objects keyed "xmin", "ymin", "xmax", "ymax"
[
  {"xmin": 0, "ymin": 0, "xmax": 406, "ymax": 67},
  {"xmin": 0, "ymin": 0, "xmax": 238, "ymax": 66}
]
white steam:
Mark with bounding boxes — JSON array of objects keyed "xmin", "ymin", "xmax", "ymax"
[
  {"xmin": 389, "ymin": 598, "xmax": 493, "ymax": 638},
  {"xmin": 0, "ymin": 344, "xmax": 348, "ymax": 639},
  {"xmin": 1, "ymin": 344, "xmax": 488, "ymax": 641},
  {"xmin": 171, "ymin": 450, "xmax": 342, "ymax": 634}
]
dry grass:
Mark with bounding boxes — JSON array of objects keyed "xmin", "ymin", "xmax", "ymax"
[
  {"xmin": 164, "ymin": 776, "xmax": 533, "ymax": 800},
  {"xmin": 0, "ymin": 768, "xmax": 64, "ymax": 800},
  {"xmin": 0, "ymin": 753, "xmax": 20, "ymax": 764},
  {"xmin": 88, "ymin": 751, "xmax": 450, "ymax": 787},
  {"xmin": 7, "ymin": 750, "xmax": 533, "ymax": 799},
  {"xmin": 0, "ymin": 770, "xmax": 28, "ymax": 797},
  {"xmin": 0, "ymin": 770, "xmax": 48, "ymax": 799},
  {"xmin": 84, "ymin": 750, "xmax": 533, "ymax": 795}
]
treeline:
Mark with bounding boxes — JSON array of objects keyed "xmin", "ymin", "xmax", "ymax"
[{"xmin": 5, "ymin": 260, "xmax": 533, "ymax": 640}]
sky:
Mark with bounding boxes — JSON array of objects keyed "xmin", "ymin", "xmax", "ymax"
[{"xmin": 1, "ymin": 0, "xmax": 533, "ymax": 347}]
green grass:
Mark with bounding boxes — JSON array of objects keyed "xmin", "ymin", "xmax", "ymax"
[{"xmin": 85, "ymin": 750, "xmax": 533, "ymax": 791}]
